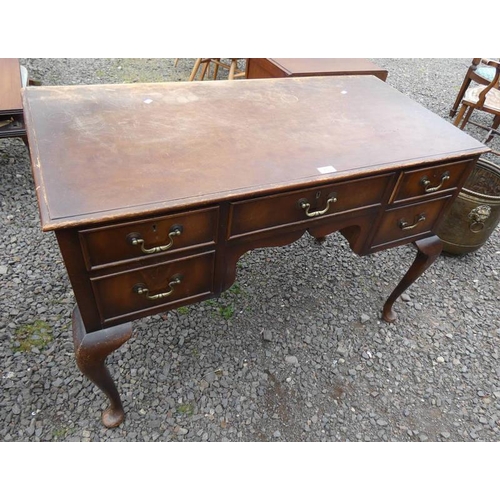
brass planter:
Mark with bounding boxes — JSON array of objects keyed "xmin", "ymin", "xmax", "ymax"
[{"xmin": 436, "ymin": 158, "xmax": 500, "ymax": 254}]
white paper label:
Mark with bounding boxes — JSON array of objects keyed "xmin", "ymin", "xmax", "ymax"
[{"xmin": 317, "ymin": 166, "xmax": 337, "ymax": 174}]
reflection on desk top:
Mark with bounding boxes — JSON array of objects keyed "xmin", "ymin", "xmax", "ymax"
[{"xmin": 22, "ymin": 76, "xmax": 489, "ymax": 231}]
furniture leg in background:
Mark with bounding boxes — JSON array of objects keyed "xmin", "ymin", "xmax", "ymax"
[{"xmin": 189, "ymin": 58, "xmax": 246, "ymax": 81}]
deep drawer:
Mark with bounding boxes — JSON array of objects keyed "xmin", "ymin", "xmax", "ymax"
[
  {"xmin": 392, "ymin": 160, "xmax": 473, "ymax": 203},
  {"xmin": 91, "ymin": 251, "xmax": 215, "ymax": 322},
  {"xmin": 228, "ymin": 173, "xmax": 392, "ymax": 238},
  {"xmin": 371, "ymin": 195, "xmax": 452, "ymax": 247},
  {"xmin": 79, "ymin": 207, "xmax": 218, "ymax": 270}
]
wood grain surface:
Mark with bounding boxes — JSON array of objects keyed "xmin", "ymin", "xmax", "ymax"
[{"xmin": 23, "ymin": 76, "xmax": 488, "ymax": 230}]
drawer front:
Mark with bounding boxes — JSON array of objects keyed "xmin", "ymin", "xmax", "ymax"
[
  {"xmin": 229, "ymin": 174, "xmax": 392, "ymax": 238},
  {"xmin": 372, "ymin": 196, "xmax": 452, "ymax": 247},
  {"xmin": 393, "ymin": 160, "xmax": 472, "ymax": 202},
  {"xmin": 91, "ymin": 251, "xmax": 215, "ymax": 322},
  {"xmin": 80, "ymin": 207, "xmax": 218, "ymax": 270}
]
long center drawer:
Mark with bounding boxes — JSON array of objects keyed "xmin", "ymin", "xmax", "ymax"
[{"xmin": 228, "ymin": 173, "xmax": 392, "ymax": 238}]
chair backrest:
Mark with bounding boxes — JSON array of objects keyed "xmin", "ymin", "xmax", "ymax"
[{"xmin": 476, "ymin": 61, "xmax": 500, "ymax": 106}]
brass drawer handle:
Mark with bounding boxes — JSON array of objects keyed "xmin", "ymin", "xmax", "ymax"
[
  {"xmin": 0, "ymin": 117, "xmax": 14, "ymax": 128},
  {"xmin": 298, "ymin": 193, "xmax": 337, "ymax": 217},
  {"xmin": 399, "ymin": 213, "xmax": 426, "ymax": 231},
  {"xmin": 420, "ymin": 171, "xmax": 450, "ymax": 193},
  {"xmin": 127, "ymin": 225, "xmax": 183, "ymax": 254},
  {"xmin": 133, "ymin": 275, "xmax": 183, "ymax": 300}
]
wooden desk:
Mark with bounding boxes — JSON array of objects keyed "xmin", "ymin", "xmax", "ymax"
[
  {"xmin": 246, "ymin": 58, "xmax": 388, "ymax": 81},
  {"xmin": 0, "ymin": 58, "xmax": 26, "ymax": 139},
  {"xmin": 23, "ymin": 76, "xmax": 488, "ymax": 427}
]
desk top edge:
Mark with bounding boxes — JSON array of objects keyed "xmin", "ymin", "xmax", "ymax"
[
  {"xmin": 22, "ymin": 76, "xmax": 490, "ymax": 231},
  {"xmin": 35, "ymin": 149, "xmax": 488, "ymax": 232}
]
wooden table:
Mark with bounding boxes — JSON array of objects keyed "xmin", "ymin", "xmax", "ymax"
[
  {"xmin": 0, "ymin": 58, "xmax": 26, "ymax": 140},
  {"xmin": 246, "ymin": 58, "xmax": 388, "ymax": 81},
  {"xmin": 23, "ymin": 76, "xmax": 488, "ymax": 427}
]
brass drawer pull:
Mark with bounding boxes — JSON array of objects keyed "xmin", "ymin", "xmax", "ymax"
[
  {"xmin": 127, "ymin": 225, "xmax": 183, "ymax": 254},
  {"xmin": 133, "ymin": 275, "xmax": 183, "ymax": 300},
  {"xmin": 298, "ymin": 193, "xmax": 337, "ymax": 217},
  {"xmin": 420, "ymin": 171, "xmax": 450, "ymax": 193},
  {"xmin": 0, "ymin": 117, "xmax": 14, "ymax": 128},
  {"xmin": 399, "ymin": 213, "xmax": 426, "ymax": 231}
]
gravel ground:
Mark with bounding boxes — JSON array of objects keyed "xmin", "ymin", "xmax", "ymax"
[{"xmin": 0, "ymin": 58, "xmax": 499, "ymax": 443}]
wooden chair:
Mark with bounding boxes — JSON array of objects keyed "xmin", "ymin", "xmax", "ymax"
[
  {"xmin": 188, "ymin": 58, "xmax": 246, "ymax": 81},
  {"xmin": 453, "ymin": 60, "xmax": 500, "ymax": 154},
  {"xmin": 450, "ymin": 58, "xmax": 499, "ymax": 117}
]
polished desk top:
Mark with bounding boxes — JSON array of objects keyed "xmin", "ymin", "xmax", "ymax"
[{"xmin": 23, "ymin": 76, "xmax": 487, "ymax": 231}]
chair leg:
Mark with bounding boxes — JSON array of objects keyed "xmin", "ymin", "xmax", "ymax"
[
  {"xmin": 460, "ymin": 106, "xmax": 475, "ymax": 130},
  {"xmin": 450, "ymin": 75, "xmax": 472, "ymax": 118},
  {"xmin": 453, "ymin": 103, "xmax": 468, "ymax": 128},
  {"xmin": 200, "ymin": 61, "xmax": 210, "ymax": 80},
  {"xmin": 212, "ymin": 59, "xmax": 220, "ymax": 80},
  {"xmin": 228, "ymin": 59, "xmax": 238, "ymax": 80},
  {"xmin": 189, "ymin": 58, "xmax": 203, "ymax": 81},
  {"xmin": 485, "ymin": 115, "xmax": 500, "ymax": 143}
]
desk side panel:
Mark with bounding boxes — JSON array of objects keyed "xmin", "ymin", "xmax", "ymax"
[{"xmin": 56, "ymin": 229, "xmax": 103, "ymax": 333}]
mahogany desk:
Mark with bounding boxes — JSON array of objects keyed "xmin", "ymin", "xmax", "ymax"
[
  {"xmin": 246, "ymin": 58, "xmax": 388, "ymax": 81},
  {"xmin": 23, "ymin": 76, "xmax": 488, "ymax": 427}
]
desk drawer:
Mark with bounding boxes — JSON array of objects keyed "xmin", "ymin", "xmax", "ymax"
[
  {"xmin": 91, "ymin": 251, "xmax": 215, "ymax": 322},
  {"xmin": 229, "ymin": 174, "xmax": 391, "ymax": 238},
  {"xmin": 392, "ymin": 160, "xmax": 472, "ymax": 202},
  {"xmin": 80, "ymin": 207, "xmax": 218, "ymax": 270},
  {"xmin": 372, "ymin": 195, "xmax": 452, "ymax": 247}
]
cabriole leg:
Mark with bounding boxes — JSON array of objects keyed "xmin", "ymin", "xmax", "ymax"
[
  {"xmin": 382, "ymin": 235, "xmax": 443, "ymax": 323},
  {"xmin": 72, "ymin": 306, "xmax": 132, "ymax": 428}
]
